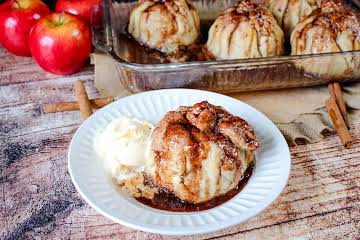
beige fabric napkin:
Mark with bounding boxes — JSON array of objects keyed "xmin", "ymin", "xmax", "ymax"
[{"xmin": 91, "ymin": 53, "xmax": 360, "ymax": 144}]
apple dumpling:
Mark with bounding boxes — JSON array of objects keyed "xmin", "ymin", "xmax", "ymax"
[
  {"xmin": 206, "ymin": 0, "xmax": 284, "ymax": 60},
  {"xmin": 146, "ymin": 101, "xmax": 258, "ymax": 204},
  {"xmin": 290, "ymin": 1, "xmax": 360, "ymax": 78},
  {"xmin": 265, "ymin": 0, "xmax": 319, "ymax": 39},
  {"xmin": 128, "ymin": 0, "xmax": 200, "ymax": 54}
]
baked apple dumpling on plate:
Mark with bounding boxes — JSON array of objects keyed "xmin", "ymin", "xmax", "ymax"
[
  {"xmin": 206, "ymin": 0, "xmax": 284, "ymax": 60},
  {"xmin": 147, "ymin": 101, "xmax": 258, "ymax": 204},
  {"xmin": 95, "ymin": 101, "xmax": 259, "ymax": 209}
]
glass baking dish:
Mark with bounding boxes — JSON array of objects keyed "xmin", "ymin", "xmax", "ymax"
[{"xmin": 92, "ymin": 0, "xmax": 360, "ymax": 93}]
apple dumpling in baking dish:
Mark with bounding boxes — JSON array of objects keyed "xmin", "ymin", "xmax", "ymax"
[
  {"xmin": 291, "ymin": 0, "xmax": 359, "ymax": 55},
  {"xmin": 265, "ymin": 0, "xmax": 319, "ymax": 39},
  {"xmin": 290, "ymin": 0, "xmax": 360, "ymax": 78},
  {"xmin": 206, "ymin": 0, "xmax": 284, "ymax": 60},
  {"xmin": 128, "ymin": 0, "xmax": 200, "ymax": 54}
]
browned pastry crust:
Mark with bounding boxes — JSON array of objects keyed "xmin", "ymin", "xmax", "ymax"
[
  {"xmin": 231, "ymin": 0, "xmax": 278, "ymax": 36},
  {"xmin": 319, "ymin": 0, "xmax": 345, "ymax": 13},
  {"xmin": 148, "ymin": 101, "xmax": 258, "ymax": 203},
  {"xmin": 115, "ymin": 172, "xmax": 158, "ymax": 199}
]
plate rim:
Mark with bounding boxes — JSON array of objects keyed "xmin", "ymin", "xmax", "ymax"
[{"xmin": 68, "ymin": 88, "xmax": 291, "ymax": 236}]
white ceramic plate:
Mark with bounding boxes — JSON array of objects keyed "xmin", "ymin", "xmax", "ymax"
[{"xmin": 68, "ymin": 89, "xmax": 291, "ymax": 236}]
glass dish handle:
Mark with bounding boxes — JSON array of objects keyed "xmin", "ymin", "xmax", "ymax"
[{"xmin": 91, "ymin": 0, "xmax": 113, "ymax": 53}]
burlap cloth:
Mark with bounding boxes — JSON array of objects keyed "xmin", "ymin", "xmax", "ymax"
[{"xmin": 91, "ymin": 53, "xmax": 360, "ymax": 144}]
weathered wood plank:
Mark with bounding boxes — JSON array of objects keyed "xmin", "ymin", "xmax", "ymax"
[
  {"xmin": 0, "ymin": 77, "xmax": 96, "ymax": 108},
  {"xmin": 0, "ymin": 77, "xmax": 99, "ymax": 140}
]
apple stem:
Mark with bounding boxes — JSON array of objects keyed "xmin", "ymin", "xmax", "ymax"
[
  {"xmin": 13, "ymin": 0, "xmax": 20, "ymax": 9},
  {"xmin": 58, "ymin": 11, "xmax": 65, "ymax": 25}
]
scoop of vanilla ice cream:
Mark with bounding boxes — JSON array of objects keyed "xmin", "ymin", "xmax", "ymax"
[{"xmin": 95, "ymin": 117, "xmax": 154, "ymax": 179}]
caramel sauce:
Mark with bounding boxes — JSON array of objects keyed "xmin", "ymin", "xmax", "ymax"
[{"xmin": 135, "ymin": 163, "xmax": 253, "ymax": 212}]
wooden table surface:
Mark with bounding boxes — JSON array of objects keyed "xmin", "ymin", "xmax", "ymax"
[{"xmin": 1, "ymin": 48, "xmax": 360, "ymax": 240}]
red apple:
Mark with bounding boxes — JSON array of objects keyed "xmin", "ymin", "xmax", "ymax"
[
  {"xmin": 29, "ymin": 12, "xmax": 92, "ymax": 75},
  {"xmin": 0, "ymin": 0, "xmax": 50, "ymax": 56},
  {"xmin": 55, "ymin": 0, "xmax": 102, "ymax": 25}
]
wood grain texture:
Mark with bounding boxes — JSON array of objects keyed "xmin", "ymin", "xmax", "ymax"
[{"xmin": 1, "ymin": 47, "xmax": 359, "ymax": 240}]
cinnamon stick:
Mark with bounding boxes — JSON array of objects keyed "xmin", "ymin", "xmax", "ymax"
[
  {"xmin": 326, "ymin": 98, "xmax": 352, "ymax": 148},
  {"xmin": 328, "ymin": 83, "xmax": 336, "ymax": 100},
  {"xmin": 328, "ymin": 83, "xmax": 350, "ymax": 129},
  {"xmin": 333, "ymin": 82, "xmax": 350, "ymax": 128},
  {"xmin": 74, "ymin": 80, "xmax": 93, "ymax": 119},
  {"xmin": 43, "ymin": 97, "xmax": 113, "ymax": 113}
]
